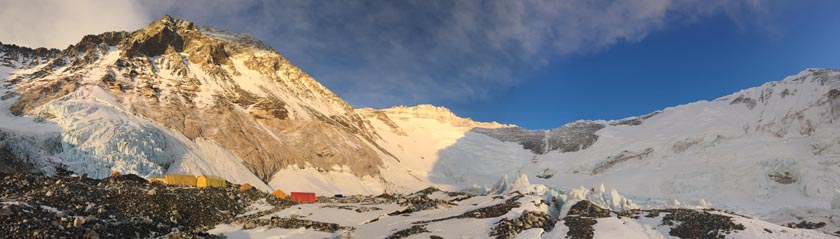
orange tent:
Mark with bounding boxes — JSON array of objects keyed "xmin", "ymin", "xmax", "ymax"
[
  {"xmin": 240, "ymin": 183, "xmax": 253, "ymax": 192},
  {"xmin": 272, "ymin": 189, "xmax": 287, "ymax": 199}
]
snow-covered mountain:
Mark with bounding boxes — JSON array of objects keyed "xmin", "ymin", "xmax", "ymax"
[
  {"xmin": 360, "ymin": 68, "xmax": 840, "ymax": 235},
  {"xmin": 2, "ymin": 16, "xmax": 839, "ymax": 236},
  {"xmin": 1, "ymin": 16, "xmax": 394, "ymax": 192}
]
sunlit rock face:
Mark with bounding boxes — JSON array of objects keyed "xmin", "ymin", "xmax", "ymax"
[{"xmin": 2, "ymin": 16, "xmax": 388, "ymax": 183}]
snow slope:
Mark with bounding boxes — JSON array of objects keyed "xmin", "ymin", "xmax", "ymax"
[
  {"xmin": 362, "ymin": 68, "xmax": 840, "ymax": 233},
  {"xmin": 208, "ymin": 179, "xmax": 835, "ymax": 238}
]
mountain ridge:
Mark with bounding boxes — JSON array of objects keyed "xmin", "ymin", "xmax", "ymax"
[{"xmin": 1, "ymin": 16, "xmax": 395, "ymax": 189}]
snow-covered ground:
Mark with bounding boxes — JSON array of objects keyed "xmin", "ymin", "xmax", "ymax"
[
  {"xmin": 207, "ymin": 178, "xmax": 835, "ymax": 238},
  {"xmin": 268, "ymin": 165, "xmax": 384, "ymax": 196}
]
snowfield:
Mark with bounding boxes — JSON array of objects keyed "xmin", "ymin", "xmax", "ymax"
[{"xmin": 206, "ymin": 177, "xmax": 834, "ymax": 239}]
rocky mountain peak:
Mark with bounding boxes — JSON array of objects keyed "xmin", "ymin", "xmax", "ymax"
[{"xmin": 121, "ymin": 15, "xmax": 199, "ymax": 58}]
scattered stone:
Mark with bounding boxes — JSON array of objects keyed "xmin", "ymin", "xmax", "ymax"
[
  {"xmin": 386, "ymin": 225, "xmax": 429, "ymax": 239},
  {"xmin": 87, "ymin": 230, "xmax": 101, "ymax": 239},
  {"xmin": 415, "ymin": 187, "xmax": 441, "ymax": 195},
  {"xmin": 0, "ymin": 205, "xmax": 10, "ymax": 214},
  {"xmin": 567, "ymin": 200, "xmax": 611, "ymax": 218},
  {"xmin": 415, "ymin": 194, "xmax": 525, "ymax": 224},
  {"xmin": 161, "ymin": 231, "xmax": 226, "ymax": 239},
  {"xmin": 239, "ymin": 217, "xmax": 351, "ymax": 233},
  {"xmin": 560, "ymin": 201, "xmax": 612, "ymax": 239},
  {"xmin": 490, "ymin": 210, "xmax": 554, "ymax": 239},
  {"xmin": 459, "ymin": 194, "xmax": 524, "ymax": 219},
  {"xmin": 661, "ymin": 209, "xmax": 746, "ymax": 239},
  {"xmin": 320, "ymin": 204, "xmax": 382, "ymax": 213},
  {"xmin": 769, "ymin": 172, "xmax": 797, "ymax": 184},
  {"xmin": 73, "ymin": 216, "xmax": 85, "ymax": 228},
  {"xmin": 388, "ymin": 192, "xmax": 456, "ymax": 216},
  {"xmin": 644, "ymin": 209, "xmax": 660, "ymax": 218},
  {"xmin": 0, "ymin": 173, "xmax": 292, "ymax": 238},
  {"xmin": 564, "ymin": 216, "xmax": 597, "ymax": 239},
  {"xmin": 785, "ymin": 220, "xmax": 826, "ymax": 229}
]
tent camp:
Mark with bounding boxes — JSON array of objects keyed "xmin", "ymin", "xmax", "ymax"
[
  {"xmin": 164, "ymin": 174, "xmax": 197, "ymax": 186},
  {"xmin": 272, "ymin": 190, "xmax": 287, "ymax": 199},
  {"xmin": 291, "ymin": 192, "xmax": 317, "ymax": 203},
  {"xmin": 197, "ymin": 175, "xmax": 226, "ymax": 188}
]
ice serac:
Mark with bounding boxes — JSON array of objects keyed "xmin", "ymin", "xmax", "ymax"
[{"xmin": 1, "ymin": 16, "xmax": 392, "ymax": 191}]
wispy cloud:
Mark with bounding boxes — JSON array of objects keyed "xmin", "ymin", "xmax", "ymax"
[
  {"xmin": 0, "ymin": 0, "xmax": 151, "ymax": 49},
  {"xmin": 0, "ymin": 0, "xmax": 771, "ymax": 108}
]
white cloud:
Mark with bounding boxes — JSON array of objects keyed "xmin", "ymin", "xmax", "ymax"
[
  {"xmin": 0, "ymin": 0, "xmax": 151, "ymax": 48},
  {"xmin": 0, "ymin": 0, "xmax": 771, "ymax": 107}
]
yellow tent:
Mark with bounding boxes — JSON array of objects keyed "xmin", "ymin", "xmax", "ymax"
[
  {"xmin": 164, "ymin": 174, "xmax": 197, "ymax": 186},
  {"xmin": 197, "ymin": 175, "xmax": 227, "ymax": 188},
  {"xmin": 149, "ymin": 177, "xmax": 165, "ymax": 184},
  {"xmin": 272, "ymin": 189, "xmax": 287, "ymax": 199}
]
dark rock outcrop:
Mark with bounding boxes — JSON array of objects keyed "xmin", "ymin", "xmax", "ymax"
[
  {"xmin": 122, "ymin": 16, "xmax": 195, "ymax": 58},
  {"xmin": 661, "ymin": 209, "xmax": 746, "ymax": 239},
  {"xmin": 730, "ymin": 95, "xmax": 758, "ymax": 109},
  {"xmin": 490, "ymin": 210, "xmax": 554, "ymax": 239},
  {"xmin": 385, "ymin": 225, "xmax": 429, "ymax": 239},
  {"xmin": 567, "ymin": 200, "xmax": 611, "ymax": 218}
]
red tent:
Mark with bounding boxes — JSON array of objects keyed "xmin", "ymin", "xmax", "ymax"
[{"xmin": 290, "ymin": 192, "xmax": 317, "ymax": 203}]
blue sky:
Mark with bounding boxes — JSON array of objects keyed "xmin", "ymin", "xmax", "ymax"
[
  {"xmin": 450, "ymin": 1, "xmax": 840, "ymax": 128},
  {"xmin": 2, "ymin": 0, "xmax": 838, "ymax": 129}
]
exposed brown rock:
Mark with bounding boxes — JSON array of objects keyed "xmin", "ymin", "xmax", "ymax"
[
  {"xmin": 122, "ymin": 16, "xmax": 195, "ymax": 58},
  {"xmin": 7, "ymin": 15, "xmax": 391, "ymax": 185},
  {"xmin": 10, "ymin": 76, "xmax": 81, "ymax": 115}
]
